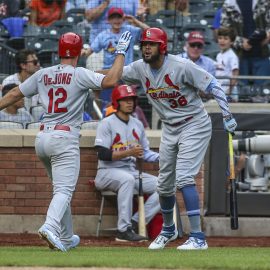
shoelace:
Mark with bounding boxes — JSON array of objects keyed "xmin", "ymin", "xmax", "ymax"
[
  {"xmin": 155, "ymin": 232, "xmax": 174, "ymax": 244},
  {"xmin": 184, "ymin": 238, "xmax": 205, "ymax": 247}
]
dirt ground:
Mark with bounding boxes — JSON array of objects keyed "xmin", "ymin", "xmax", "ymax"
[{"xmin": 0, "ymin": 233, "xmax": 270, "ymax": 248}]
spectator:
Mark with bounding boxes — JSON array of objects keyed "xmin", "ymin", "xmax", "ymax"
[
  {"xmin": 83, "ymin": 7, "xmax": 149, "ymax": 67},
  {"xmin": 178, "ymin": 31, "xmax": 216, "ymax": 76},
  {"xmin": 94, "ymin": 84, "xmax": 160, "ymax": 241},
  {"xmin": 2, "ymin": 49, "xmax": 40, "ymax": 110},
  {"xmin": 221, "ymin": 0, "xmax": 270, "ymax": 86},
  {"xmin": 29, "ymin": 0, "xmax": 67, "ymax": 27},
  {"xmin": 0, "ymin": 0, "xmax": 26, "ymax": 19},
  {"xmin": 216, "ymin": 27, "xmax": 239, "ymax": 102},
  {"xmin": 82, "ymin": 6, "xmax": 149, "ymax": 111},
  {"xmin": 178, "ymin": 31, "xmax": 216, "ymax": 101},
  {"xmin": 0, "ymin": 83, "xmax": 33, "ymax": 126},
  {"xmin": 85, "ymin": 0, "xmax": 139, "ymax": 44}
]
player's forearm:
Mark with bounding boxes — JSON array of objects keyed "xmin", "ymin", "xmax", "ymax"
[
  {"xmin": 0, "ymin": 87, "xmax": 24, "ymax": 110},
  {"xmin": 112, "ymin": 149, "xmax": 132, "ymax": 160},
  {"xmin": 144, "ymin": 149, "xmax": 159, "ymax": 162},
  {"xmin": 133, "ymin": 17, "xmax": 149, "ymax": 30},
  {"xmin": 101, "ymin": 55, "xmax": 125, "ymax": 88},
  {"xmin": 208, "ymin": 79, "xmax": 231, "ymax": 117}
]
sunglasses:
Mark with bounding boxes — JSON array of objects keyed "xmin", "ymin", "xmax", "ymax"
[
  {"xmin": 189, "ymin": 43, "xmax": 203, "ymax": 49},
  {"xmin": 25, "ymin": 59, "xmax": 39, "ymax": 65}
]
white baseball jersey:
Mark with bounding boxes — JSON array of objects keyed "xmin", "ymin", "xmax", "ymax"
[
  {"xmin": 95, "ymin": 113, "xmax": 159, "ymax": 169},
  {"xmin": 122, "ymin": 54, "xmax": 213, "ymax": 125},
  {"xmin": 215, "ymin": 48, "xmax": 239, "ymax": 94},
  {"xmin": 19, "ymin": 64, "xmax": 105, "ymax": 128}
]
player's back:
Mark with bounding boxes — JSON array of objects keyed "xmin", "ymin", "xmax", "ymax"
[
  {"xmin": 36, "ymin": 65, "xmax": 88, "ymax": 128},
  {"xmin": 19, "ymin": 63, "xmax": 105, "ymax": 129}
]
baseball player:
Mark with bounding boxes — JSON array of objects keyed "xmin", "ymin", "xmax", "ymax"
[
  {"xmin": 94, "ymin": 84, "xmax": 160, "ymax": 242},
  {"xmin": 0, "ymin": 31, "xmax": 132, "ymax": 251},
  {"xmin": 114, "ymin": 27, "xmax": 237, "ymax": 250}
]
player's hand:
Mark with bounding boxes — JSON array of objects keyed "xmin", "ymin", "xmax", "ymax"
[
  {"xmin": 129, "ymin": 144, "xmax": 144, "ymax": 158},
  {"xmin": 223, "ymin": 115, "xmax": 237, "ymax": 133},
  {"xmin": 115, "ymin": 31, "xmax": 132, "ymax": 56}
]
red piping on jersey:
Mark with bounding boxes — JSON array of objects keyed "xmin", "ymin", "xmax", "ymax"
[{"xmin": 132, "ymin": 129, "xmax": 140, "ymax": 141}]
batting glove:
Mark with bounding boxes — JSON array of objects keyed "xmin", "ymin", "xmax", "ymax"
[
  {"xmin": 223, "ymin": 114, "xmax": 237, "ymax": 133},
  {"xmin": 115, "ymin": 31, "xmax": 132, "ymax": 56}
]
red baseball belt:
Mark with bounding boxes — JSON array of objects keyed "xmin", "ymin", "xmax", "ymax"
[{"xmin": 40, "ymin": 124, "xmax": 70, "ymax": 131}]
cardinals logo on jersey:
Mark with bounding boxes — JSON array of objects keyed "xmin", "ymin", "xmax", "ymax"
[
  {"xmin": 132, "ymin": 129, "xmax": 140, "ymax": 142},
  {"xmin": 164, "ymin": 74, "xmax": 179, "ymax": 90},
  {"xmin": 112, "ymin": 133, "xmax": 121, "ymax": 146},
  {"xmin": 111, "ymin": 133, "xmax": 137, "ymax": 152}
]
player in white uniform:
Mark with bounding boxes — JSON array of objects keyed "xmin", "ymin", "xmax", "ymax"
[
  {"xmin": 94, "ymin": 84, "xmax": 160, "ymax": 242},
  {"xmin": 0, "ymin": 31, "xmax": 132, "ymax": 251},
  {"xmin": 118, "ymin": 28, "xmax": 237, "ymax": 250}
]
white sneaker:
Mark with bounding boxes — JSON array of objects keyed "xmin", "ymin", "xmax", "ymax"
[
  {"xmin": 64, "ymin": 235, "xmax": 80, "ymax": 250},
  {"xmin": 148, "ymin": 230, "xmax": 178, "ymax": 250},
  {"xmin": 177, "ymin": 237, "xmax": 208, "ymax": 250},
  {"xmin": 38, "ymin": 225, "xmax": 66, "ymax": 252}
]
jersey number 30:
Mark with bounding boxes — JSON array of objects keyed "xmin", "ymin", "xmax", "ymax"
[{"xmin": 48, "ymin": 87, "xmax": 68, "ymax": 113}]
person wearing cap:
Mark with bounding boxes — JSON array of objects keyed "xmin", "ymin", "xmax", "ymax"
[
  {"xmin": 178, "ymin": 31, "xmax": 216, "ymax": 76},
  {"xmin": 94, "ymin": 84, "xmax": 159, "ymax": 242},
  {"xmin": 82, "ymin": 6, "xmax": 149, "ymax": 111},
  {"xmin": 85, "ymin": 0, "xmax": 140, "ymax": 44}
]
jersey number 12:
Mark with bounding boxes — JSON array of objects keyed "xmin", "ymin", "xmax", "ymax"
[{"xmin": 48, "ymin": 87, "xmax": 68, "ymax": 113}]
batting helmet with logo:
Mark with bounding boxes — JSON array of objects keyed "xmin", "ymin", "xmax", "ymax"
[
  {"xmin": 58, "ymin": 32, "xmax": 83, "ymax": 58},
  {"xmin": 112, "ymin": 85, "xmax": 137, "ymax": 110},
  {"xmin": 141, "ymin": 27, "xmax": 168, "ymax": 54}
]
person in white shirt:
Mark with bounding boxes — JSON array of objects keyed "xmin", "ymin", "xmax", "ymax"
[
  {"xmin": 0, "ymin": 83, "xmax": 33, "ymax": 127},
  {"xmin": 215, "ymin": 27, "xmax": 239, "ymax": 102},
  {"xmin": 2, "ymin": 49, "xmax": 40, "ymax": 110}
]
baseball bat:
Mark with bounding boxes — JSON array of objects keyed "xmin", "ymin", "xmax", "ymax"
[
  {"xmin": 228, "ymin": 133, "xmax": 239, "ymax": 230},
  {"xmin": 137, "ymin": 158, "xmax": 146, "ymax": 237}
]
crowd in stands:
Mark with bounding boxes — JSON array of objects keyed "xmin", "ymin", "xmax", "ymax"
[{"xmin": 0, "ymin": 0, "xmax": 270, "ymax": 128}]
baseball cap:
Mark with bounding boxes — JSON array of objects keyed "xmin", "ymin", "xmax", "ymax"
[
  {"xmin": 108, "ymin": 7, "xmax": 124, "ymax": 18},
  {"xmin": 187, "ymin": 31, "xmax": 205, "ymax": 44}
]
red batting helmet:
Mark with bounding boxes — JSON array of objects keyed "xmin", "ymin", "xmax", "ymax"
[
  {"xmin": 111, "ymin": 85, "xmax": 137, "ymax": 110},
  {"xmin": 141, "ymin": 27, "xmax": 168, "ymax": 54},
  {"xmin": 58, "ymin": 32, "xmax": 83, "ymax": 58}
]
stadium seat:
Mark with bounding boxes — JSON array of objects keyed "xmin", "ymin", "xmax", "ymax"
[
  {"xmin": 30, "ymin": 105, "xmax": 45, "ymax": 122},
  {"xmin": 88, "ymin": 179, "xmax": 138, "ymax": 237},
  {"xmin": 5, "ymin": 37, "xmax": 25, "ymax": 50},
  {"xmin": 65, "ymin": 8, "xmax": 85, "ymax": 24},
  {"xmin": 25, "ymin": 121, "xmax": 41, "ymax": 129},
  {"xmin": 188, "ymin": 0, "xmax": 214, "ymax": 14},
  {"xmin": 0, "ymin": 121, "xmax": 24, "ymax": 129}
]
